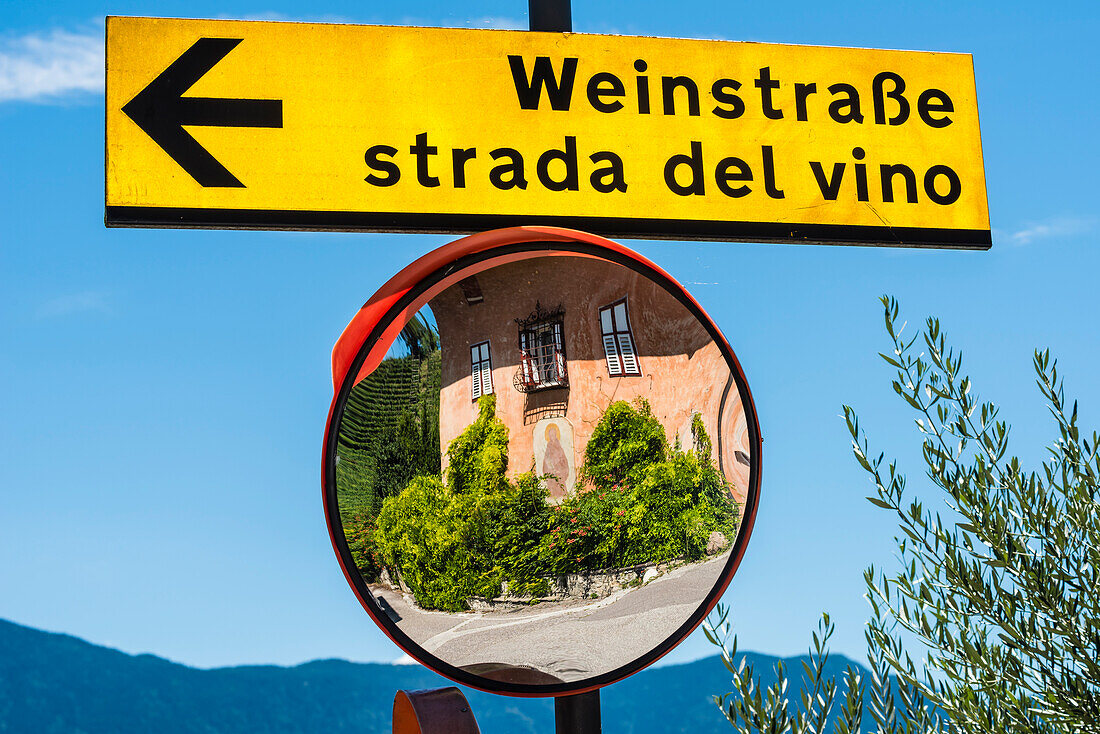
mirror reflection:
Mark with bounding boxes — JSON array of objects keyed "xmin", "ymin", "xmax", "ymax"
[{"xmin": 334, "ymin": 253, "xmax": 751, "ymax": 685}]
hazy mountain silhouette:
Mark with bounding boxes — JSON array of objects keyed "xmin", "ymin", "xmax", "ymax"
[{"xmin": 0, "ymin": 617, "xmax": 871, "ymax": 733}]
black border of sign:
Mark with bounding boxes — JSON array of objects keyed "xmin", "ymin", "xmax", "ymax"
[
  {"xmin": 106, "ymin": 206, "xmax": 992, "ymax": 249},
  {"xmin": 322, "ymin": 236, "xmax": 762, "ymax": 698}
]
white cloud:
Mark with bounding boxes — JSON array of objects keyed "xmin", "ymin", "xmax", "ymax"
[
  {"xmin": 1005, "ymin": 217, "xmax": 1095, "ymax": 246},
  {"xmin": 35, "ymin": 291, "xmax": 112, "ymax": 319},
  {"xmin": 228, "ymin": 12, "xmax": 297, "ymax": 22},
  {"xmin": 387, "ymin": 14, "xmax": 525, "ymax": 29},
  {"xmin": 470, "ymin": 16, "xmax": 526, "ymax": 30},
  {"xmin": 392, "ymin": 653, "xmax": 419, "ymax": 665},
  {"xmin": 219, "ymin": 12, "xmax": 354, "ymax": 23},
  {"xmin": 0, "ymin": 27, "xmax": 104, "ymax": 103},
  {"xmin": 0, "ymin": 13, "xmax": 529, "ymax": 105}
]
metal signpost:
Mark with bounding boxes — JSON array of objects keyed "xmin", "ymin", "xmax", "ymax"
[{"xmin": 104, "ymin": 1, "xmax": 989, "ymax": 731}]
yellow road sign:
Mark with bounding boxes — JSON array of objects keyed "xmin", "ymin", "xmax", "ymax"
[{"xmin": 106, "ymin": 16, "xmax": 990, "ymax": 248}]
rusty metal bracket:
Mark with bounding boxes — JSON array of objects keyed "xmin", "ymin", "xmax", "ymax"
[{"xmin": 392, "ymin": 687, "xmax": 481, "ymax": 734}]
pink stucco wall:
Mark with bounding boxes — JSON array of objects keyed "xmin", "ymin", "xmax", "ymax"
[{"xmin": 429, "ymin": 255, "xmax": 750, "ymax": 505}]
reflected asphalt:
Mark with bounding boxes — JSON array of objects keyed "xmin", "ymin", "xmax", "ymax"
[{"xmin": 373, "ymin": 550, "xmax": 731, "ymax": 682}]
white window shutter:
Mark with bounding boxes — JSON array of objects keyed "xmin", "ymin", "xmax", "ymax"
[
  {"xmin": 603, "ymin": 334, "xmax": 622, "ymax": 375},
  {"xmin": 471, "ymin": 360, "xmax": 482, "ymax": 399},
  {"xmin": 618, "ymin": 333, "xmax": 639, "ymax": 374},
  {"xmin": 481, "ymin": 362, "xmax": 493, "ymax": 394}
]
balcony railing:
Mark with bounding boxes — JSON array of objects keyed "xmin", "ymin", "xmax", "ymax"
[{"xmin": 513, "ymin": 345, "xmax": 568, "ymax": 393}]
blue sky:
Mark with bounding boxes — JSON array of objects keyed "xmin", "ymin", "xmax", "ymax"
[{"xmin": 1, "ymin": 0, "xmax": 1098, "ymax": 676}]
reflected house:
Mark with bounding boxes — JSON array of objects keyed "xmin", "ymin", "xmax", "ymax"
[{"xmin": 428, "ymin": 256, "xmax": 751, "ymax": 504}]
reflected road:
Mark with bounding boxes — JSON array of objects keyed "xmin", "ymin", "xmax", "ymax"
[{"xmin": 373, "ymin": 550, "xmax": 731, "ymax": 682}]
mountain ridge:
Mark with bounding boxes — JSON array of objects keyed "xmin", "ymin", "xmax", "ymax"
[{"xmin": 0, "ymin": 617, "xmax": 870, "ymax": 733}]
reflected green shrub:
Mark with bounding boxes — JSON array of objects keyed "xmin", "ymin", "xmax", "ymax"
[
  {"xmin": 369, "ymin": 396, "xmax": 546, "ymax": 610},
  {"xmin": 344, "ymin": 512, "xmax": 382, "ymax": 582},
  {"xmin": 374, "ymin": 475, "xmax": 500, "ymax": 612},
  {"xmin": 541, "ymin": 400, "xmax": 739, "ymax": 573},
  {"xmin": 446, "ymin": 394, "xmax": 509, "ymax": 495},
  {"xmin": 483, "ymin": 472, "xmax": 553, "ymax": 597},
  {"xmin": 581, "ymin": 399, "xmax": 668, "ymax": 488}
]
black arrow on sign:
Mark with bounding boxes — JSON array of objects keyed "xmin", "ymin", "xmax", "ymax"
[{"xmin": 122, "ymin": 38, "xmax": 283, "ymax": 188}]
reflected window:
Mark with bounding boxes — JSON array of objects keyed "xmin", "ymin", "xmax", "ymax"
[
  {"xmin": 599, "ymin": 299, "xmax": 641, "ymax": 376},
  {"xmin": 471, "ymin": 341, "xmax": 493, "ymax": 400},
  {"xmin": 516, "ymin": 305, "xmax": 568, "ymax": 392}
]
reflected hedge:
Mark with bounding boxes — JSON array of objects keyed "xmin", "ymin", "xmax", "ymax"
[{"xmin": 351, "ymin": 397, "xmax": 740, "ymax": 611}]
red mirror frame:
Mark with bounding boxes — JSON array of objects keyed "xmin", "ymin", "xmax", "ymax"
[{"xmin": 322, "ymin": 226, "xmax": 762, "ymax": 697}]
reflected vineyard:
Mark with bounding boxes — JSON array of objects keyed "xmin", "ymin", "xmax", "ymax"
[{"xmin": 335, "ymin": 315, "xmax": 442, "ymax": 525}]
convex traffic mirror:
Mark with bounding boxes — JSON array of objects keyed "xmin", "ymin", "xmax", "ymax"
[{"xmin": 323, "ymin": 227, "xmax": 761, "ymax": 696}]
